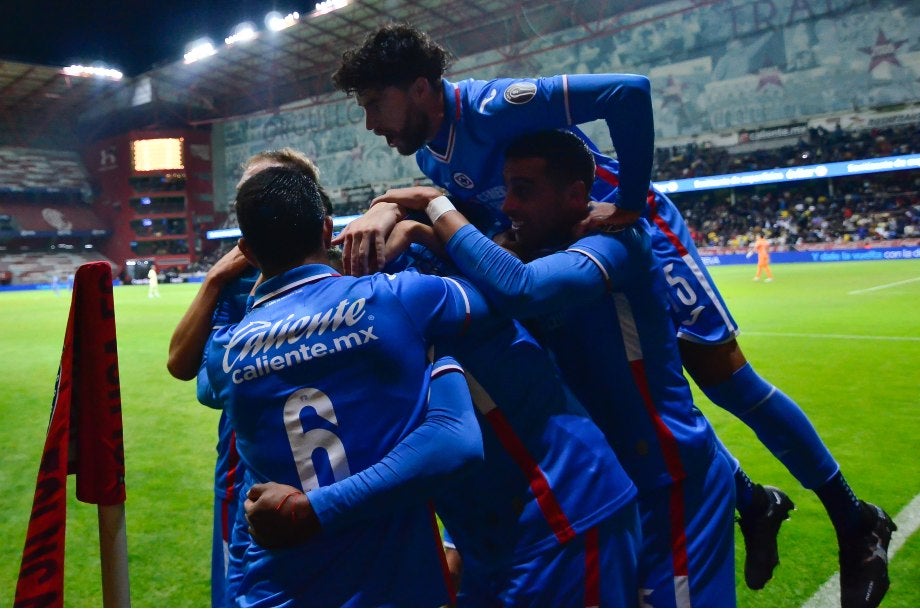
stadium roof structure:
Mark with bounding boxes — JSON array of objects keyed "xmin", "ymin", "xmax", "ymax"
[{"xmin": 0, "ymin": 0, "xmax": 664, "ymax": 150}]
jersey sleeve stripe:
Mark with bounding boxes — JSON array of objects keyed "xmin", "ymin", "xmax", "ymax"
[
  {"xmin": 430, "ymin": 362, "xmax": 464, "ymax": 379},
  {"xmin": 442, "ymin": 276, "xmax": 472, "ymax": 334},
  {"xmin": 561, "ymin": 74, "xmax": 573, "ymax": 125},
  {"xmin": 453, "ymin": 84, "xmax": 462, "ymax": 122},
  {"xmin": 566, "ymin": 247, "xmax": 612, "ymax": 293}
]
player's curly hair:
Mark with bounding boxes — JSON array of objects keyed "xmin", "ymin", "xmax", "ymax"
[{"xmin": 332, "ymin": 23, "xmax": 452, "ymax": 95}]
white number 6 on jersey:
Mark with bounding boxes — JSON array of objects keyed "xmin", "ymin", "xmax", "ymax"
[{"xmin": 284, "ymin": 387, "xmax": 351, "ymax": 491}]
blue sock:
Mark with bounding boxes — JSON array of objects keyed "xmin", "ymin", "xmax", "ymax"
[
  {"xmin": 700, "ymin": 363, "xmax": 839, "ymax": 490},
  {"xmin": 734, "ymin": 468, "xmax": 760, "ymax": 518}
]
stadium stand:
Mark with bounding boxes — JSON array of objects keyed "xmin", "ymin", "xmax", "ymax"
[
  {"xmin": 655, "ymin": 124, "xmax": 920, "ymax": 252},
  {"xmin": 0, "ymin": 148, "xmax": 90, "ymax": 196},
  {"xmin": 0, "ymin": 147, "xmax": 116, "ymax": 285},
  {"xmin": 0, "ymin": 1, "xmax": 917, "ymax": 280},
  {"xmin": 0, "ymin": 250, "xmax": 115, "ymax": 286}
]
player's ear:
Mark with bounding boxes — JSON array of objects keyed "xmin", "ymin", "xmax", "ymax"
[
  {"xmin": 410, "ymin": 76, "xmax": 430, "ymax": 99},
  {"xmin": 237, "ymin": 237, "xmax": 259, "ymax": 268},
  {"xmin": 563, "ymin": 180, "xmax": 590, "ymax": 213}
]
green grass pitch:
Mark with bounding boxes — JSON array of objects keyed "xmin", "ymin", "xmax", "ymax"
[{"xmin": 1, "ymin": 259, "xmax": 917, "ymax": 607}]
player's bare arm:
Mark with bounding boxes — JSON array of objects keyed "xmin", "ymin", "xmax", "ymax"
[
  {"xmin": 167, "ymin": 245, "xmax": 254, "ymax": 380},
  {"xmin": 372, "ymin": 186, "xmax": 469, "ymax": 245},
  {"xmin": 383, "ymin": 220, "xmax": 447, "ymax": 264}
]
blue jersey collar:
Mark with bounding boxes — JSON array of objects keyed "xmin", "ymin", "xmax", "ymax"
[
  {"xmin": 426, "ymin": 79, "xmax": 459, "ymax": 162},
  {"xmin": 249, "ymin": 263, "xmax": 340, "ymax": 310}
]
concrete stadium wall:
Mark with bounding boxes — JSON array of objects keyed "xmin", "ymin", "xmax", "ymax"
[{"xmin": 210, "ymin": 0, "xmax": 920, "ymax": 211}]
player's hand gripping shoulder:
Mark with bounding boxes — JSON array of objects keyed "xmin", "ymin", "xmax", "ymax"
[
  {"xmin": 330, "ymin": 200, "xmax": 407, "ymax": 276},
  {"xmin": 573, "ymin": 201, "xmax": 642, "ymax": 238},
  {"xmin": 244, "ymin": 482, "xmax": 321, "ymax": 548}
]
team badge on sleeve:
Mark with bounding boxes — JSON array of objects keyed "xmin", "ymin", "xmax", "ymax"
[
  {"xmin": 503, "ymin": 82, "xmax": 537, "ymax": 104},
  {"xmin": 453, "ymin": 172, "xmax": 475, "ymax": 189}
]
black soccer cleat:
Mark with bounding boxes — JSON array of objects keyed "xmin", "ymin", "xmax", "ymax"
[
  {"xmin": 839, "ymin": 501, "xmax": 897, "ymax": 607},
  {"xmin": 738, "ymin": 485, "xmax": 795, "ymax": 590}
]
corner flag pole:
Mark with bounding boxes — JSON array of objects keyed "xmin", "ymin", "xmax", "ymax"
[
  {"xmin": 99, "ymin": 504, "xmax": 130, "ymax": 607},
  {"xmin": 14, "ymin": 261, "xmax": 130, "ymax": 608}
]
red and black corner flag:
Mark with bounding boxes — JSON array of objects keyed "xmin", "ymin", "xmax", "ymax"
[{"xmin": 15, "ymin": 262, "xmax": 129, "ymax": 608}]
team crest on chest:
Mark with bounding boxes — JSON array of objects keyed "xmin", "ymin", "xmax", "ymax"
[
  {"xmin": 503, "ymin": 82, "xmax": 537, "ymax": 104},
  {"xmin": 453, "ymin": 172, "xmax": 475, "ymax": 189}
]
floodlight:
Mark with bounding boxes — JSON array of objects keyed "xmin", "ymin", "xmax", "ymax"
[
  {"xmin": 62, "ymin": 65, "xmax": 123, "ymax": 80},
  {"xmin": 226, "ymin": 22, "xmax": 258, "ymax": 46},
  {"xmin": 313, "ymin": 0, "xmax": 348, "ymax": 16},
  {"xmin": 184, "ymin": 39, "xmax": 218, "ymax": 64},
  {"xmin": 266, "ymin": 11, "xmax": 299, "ymax": 31}
]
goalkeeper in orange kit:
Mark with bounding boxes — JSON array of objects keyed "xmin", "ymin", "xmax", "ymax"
[{"xmin": 749, "ymin": 232, "xmax": 774, "ymax": 282}]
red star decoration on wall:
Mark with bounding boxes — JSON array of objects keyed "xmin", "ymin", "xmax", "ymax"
[
  {"xmin": 757, "ymin": 66, "xmax": 784, "ymax": 91},
  {"xmin": 859, "ymin": 29, "xmax": 906, "ymax": 72}
]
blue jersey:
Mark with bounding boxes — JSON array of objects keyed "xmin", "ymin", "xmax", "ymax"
[
  {"xmin": 417, "ymin": 75, "xmax": 738, "ymax": 344},
  {"xmin": 445, "ymin": 223, "xmax": 716, "ymax": 491},
  {"xmin": 200, "ymin": 263, "xmax": 490, "ymax": 607},
  {"xmin": 433, "ymin": 319, "xmax": 636, "ymax": 569},
  {"xmin": 417, "ymin": 75, "xmax": 654, "ymax": 235},
  {"xmin": 199, "ymin": 268, "xmax": 258, "ymax": 608},
  {"xmin": 206, "ymin": 268, "xmax": 259, "ymax": 501},
  {"xmin": 367, "ymin": 245, "xmax": 637, "ymax": 601}
]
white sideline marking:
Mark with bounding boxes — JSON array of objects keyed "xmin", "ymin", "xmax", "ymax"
[
  {"xmin": 802, "ymin": 492, "xmax": 920, "ymax": 607},
  {"xmin": 848, "ymin": 276, "xmax": 920, "ymax": 295},
  {"xmin": 743, "ymin": 331, "xmax": 920, "ymax": 342}
]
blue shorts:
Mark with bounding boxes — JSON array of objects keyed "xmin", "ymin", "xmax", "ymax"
[
  {"xmin": 645, "ymin": 190, "xmax": 739, "ymax": 345},
  {"xmin": 458, "ymin": 502, "xmax": 642, "ymax": 607},
  {"xmin": 637, "ymin": 449, "xmax": 736, "ymax": 607}
]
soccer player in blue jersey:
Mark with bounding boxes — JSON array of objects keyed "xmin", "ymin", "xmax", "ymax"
[
  {"xmin": 247, "ymin": 313, "xmax": 643, "ymax": 606},
  {"xmin": 186, "ymin": 164, "xmax": 494, "ymax": 607},
  {"xmin": 176, "ymin": 156, "xmax": 639, "ymax": 606},
  {"xmin": 374, "ymin": 129, "xmax": 737, "ymax": 606},
  {"xmin": 168, "ymin": 248, "xmax": 255, "ymax": 607},
  {"xmin": 175, "ymin": 152, "xmax": 644, "ymax": 605},
  {"xmin": 167, "ymin": 149, "xmax": 329, "ymax": 606},
  {"xmin": 331, "ymin": 24, "xmax": 895, "ymax": 605}
]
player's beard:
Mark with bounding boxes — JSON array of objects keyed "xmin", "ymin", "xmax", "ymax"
[{"xmin": 392, "ymin": 106, "xmax": 431, "ymax": 156}]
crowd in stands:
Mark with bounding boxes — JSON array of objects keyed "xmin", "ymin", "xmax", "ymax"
[
  {"xmin": 2, "ymin": 122, "xmax": 918, "ymax": 285},
  {"xmin": 655, "ymin": 123, "xmax": 920, "ymax": 250},
  {"xmin": 0, "ymin": 250, "xmax": 115, "ymax": 287},
  {"xmin": 205, "ymin": 122, "xmax": 920, "ymax": 261},
  {"xmin": 654, "ymin": 123, "xmax": 920, "ymax": 178}
]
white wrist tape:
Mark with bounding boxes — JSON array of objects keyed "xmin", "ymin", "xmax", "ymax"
[{"xmin": 425, "ymin": 195, "xmax": 456, "ymax": 224}]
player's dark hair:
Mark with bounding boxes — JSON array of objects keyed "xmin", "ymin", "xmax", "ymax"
[
  {"xmin": 332, "ymin": 23, "xmax": 452, "ymax": 95},
  {"xmin": 235, "ymin": 166, "xmax": 326, "ymax": 271},
  {"xmin": 505, "ymin": 130, "xmax": 596, "ymax": 193}
]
